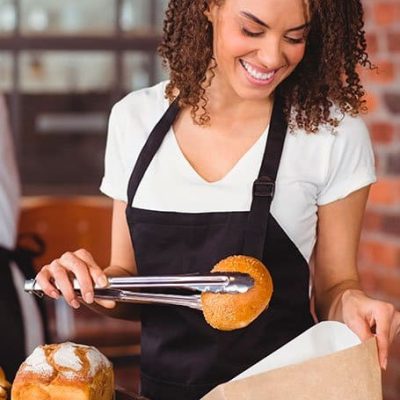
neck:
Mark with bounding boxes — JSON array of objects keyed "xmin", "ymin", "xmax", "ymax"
[{"xmin": 203, "ymin": 68, "xmax": 274, "ymax": 123}]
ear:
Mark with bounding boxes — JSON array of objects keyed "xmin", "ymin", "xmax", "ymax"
[{"xmin": 204, "ymin": 0, "xmax": 219, "ymax": 24}]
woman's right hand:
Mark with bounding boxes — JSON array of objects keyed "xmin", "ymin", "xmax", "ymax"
[{"xmin": 35, "ymin": 248, "xmax": 110, "ymax": 309}]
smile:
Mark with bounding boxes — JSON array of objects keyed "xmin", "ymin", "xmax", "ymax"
[{"xmin": 240, "ymin": 60, "xmax": 276, "ymax": 82}]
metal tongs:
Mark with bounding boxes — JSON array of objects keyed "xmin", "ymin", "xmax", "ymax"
[{"xmin": 24, "ymin": 273, "xmax": 254, "ymax": 311}]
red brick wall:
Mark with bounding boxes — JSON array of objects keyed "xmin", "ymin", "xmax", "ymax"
[{"xmin": 359, "ymin": 1, "xmax": 400, "ymax": 399}]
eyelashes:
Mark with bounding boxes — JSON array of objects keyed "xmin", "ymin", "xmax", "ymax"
[
  {"xmin": 241, "ymin": 28, "xmax": 306, "ymax": 44},
  {"xmin": 285, "ymin": 37, "xmax": 306, "ymax": 44},
  {"xmin": 241, "ymin": 27, "xmax": 263, "ymax": 37}
]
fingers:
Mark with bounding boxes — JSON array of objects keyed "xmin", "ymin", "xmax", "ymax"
[
  {"xmin": 36, "ymin": 248, "xmax": 108, "ymax": 309},
  {"xmin": 36, "ymin": 266, "xmax": 60, "ymax": 300},
  {"xmin": 374, "ymin": 303, "xmax": 396, "ymax": 370},
  {"xmin": 60, "ymin": 251, "xmax": 96, "ymax": 304},
  {"xmin": 345, "ymin": 315, "xmax": 374, "ymax": 342},
  {"xmin": 94, "ymin": 299, "xmax": 117, "ymax": 309},
  {"xmin": 74, "ymin": 249, "xmax": 108, "ymax": 288},
  {"xmin": 390, "ymin": 311, "xmax": 400, "ymax": 340},
  {"xmin": 342, "ymin": 291, "xmax": 400, "ymax": 371},
  {"xmin": 48, "ymin": 259, "xmax": 81, "ymax": 309}
]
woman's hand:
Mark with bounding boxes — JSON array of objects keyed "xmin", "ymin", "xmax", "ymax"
[
  {"xmin": 36, "ymin": 200, "xmax": 138, "ymax": 315},
  {"xmin": 35, "ymin": 248, "xmax": 109, "ymax": 309},
  {"xmin": 313, "ymin": 187, "xmax": 400, "ymax": 369},
  {"xmin": 339, "ymin": 289, "xmax": 400, "ymax": 370}
]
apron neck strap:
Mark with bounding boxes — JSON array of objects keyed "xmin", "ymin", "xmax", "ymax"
[
  {"xmin": 126, "ymin": 93, "xmax": 289, "ymax": 262},
  {"xmin": 243, "ymin": 94, "xmax": 288, "ymax": 260},
  {"xmin": 127, "ymin": 98, "xmax": 180, "ymax": 206}
]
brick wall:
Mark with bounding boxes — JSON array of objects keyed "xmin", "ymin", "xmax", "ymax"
[{"xmin": 359, "ymin": 1, "xmax": 400, "ymax": 399}]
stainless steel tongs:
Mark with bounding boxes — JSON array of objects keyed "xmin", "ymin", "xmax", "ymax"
[{"xmin": 24, "ymin": 273, "xmax": 254, "ymax": 311}]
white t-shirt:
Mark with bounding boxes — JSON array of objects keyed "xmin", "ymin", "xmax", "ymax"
[{"xmin": 100, "ymin": 81, "xmax": 376, "ymax": 263}]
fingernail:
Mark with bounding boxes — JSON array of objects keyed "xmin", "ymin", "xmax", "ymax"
[
  {"xmin": 51, "ymin": 290, "xmax": 60, "ymax": 299},
  {"xmin": 97, "ymin": 276, "xmax": 108, "ymax": 288},
  {"xmin": 383, "ymin": 358, "xmax": 388, "ymax": 371},
  {"xmin": 84, "ymin": 292, "xmax": 94, "ymax": 304},
  {"xmin": 71, "ymin": 299, "xmax": 80, "ymax": 309}
]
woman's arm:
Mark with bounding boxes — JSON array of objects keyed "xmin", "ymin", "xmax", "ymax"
[
  {"xmin": 87, "ymin": 199, "xmax": 141, "ymax": 320},
  {"xmin": 36, "ymin": 198, "xmax": 140, "ymax": 320},
  {"xmin": 314, "ymin": 186, "xmax": 400, "ymax": 370}
]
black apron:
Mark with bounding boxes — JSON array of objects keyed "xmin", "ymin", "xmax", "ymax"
[
  {"xmin": 125, "ymin": 95, "xmax": 315, "ymax": 400},
  {"xmin": 0, "ymin": 246, "xmax": 26, "ymax": 380},
  {"xmin": 0, "ymin": 236, "xmax": 47, "ymax": 380}
]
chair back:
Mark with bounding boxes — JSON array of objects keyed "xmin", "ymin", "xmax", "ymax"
[{"xmin": 18, "ymin": 196, "xmax": 112, "ymax": 270}]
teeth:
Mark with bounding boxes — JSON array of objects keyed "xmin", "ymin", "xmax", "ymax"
[{"xmin": 241, "ymin": 60, "xmax": 275, "ymax": 81}]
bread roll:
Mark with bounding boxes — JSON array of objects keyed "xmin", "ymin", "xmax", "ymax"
[
  {"xmin": 0, "ymin": 367, "xmax": 10, "ymax": 399},
  {"xmin": 201, "ymin": 255, "xmax": 273, "ymax": 331},
  {"xmin": 11, "ymin": 342, "xmax": 114, "ymax": 400}
]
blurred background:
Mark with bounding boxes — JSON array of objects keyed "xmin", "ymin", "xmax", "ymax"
[
  {"xmin": 0, "ymin": 0, "xmax": 168, "ymax": 394},
  {"xmin": 359, "ymin": 1, "xmax": 400, "ymax": 399},
  {"xmin": 0, "ymin": 0, "xmax": 168, "ymax": 194},
  {"xmin": 0, "ymin": 0, "xmax": 399, "ymax": 398}
]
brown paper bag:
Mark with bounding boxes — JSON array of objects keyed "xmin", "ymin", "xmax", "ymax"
[{"xmin": 203, "ymin": 338, "xmax": 382, "ymax": 400}]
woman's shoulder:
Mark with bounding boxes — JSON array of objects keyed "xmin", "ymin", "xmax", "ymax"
[
  {"xmin": 322, "ymin": 108, "xmax": 371, "ymax": 152},
  {"xmin": 290, "ymin": 105, "xmax": 371, "ymax": 146},
  {"xmin": 283, "ymin": 107, "xmax": 374, "ymax": 181}
]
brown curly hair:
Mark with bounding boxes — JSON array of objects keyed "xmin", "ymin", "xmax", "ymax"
[{"xmin": 158, "ymin": 0, "xmax": 373, "ymax": 133}]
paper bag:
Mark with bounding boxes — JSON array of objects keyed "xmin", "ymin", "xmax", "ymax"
[{"xmin": 202, "ymin": 322, "xmax": 382, "ymax": 400}]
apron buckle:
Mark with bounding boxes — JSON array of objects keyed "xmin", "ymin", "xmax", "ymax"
[{"xmin": 253, "ymin": 176, "xmax": 275, "ymax": 198}]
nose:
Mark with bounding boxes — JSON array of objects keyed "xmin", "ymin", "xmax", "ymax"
[{"xmin": 258, "ymin": 35, "xmax": 286, "ymax": 70}]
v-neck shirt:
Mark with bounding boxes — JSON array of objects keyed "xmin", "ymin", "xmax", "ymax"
[
  {"xmin": 100, "ymin": 81, "xmax": 376, "ymax": 263},
  {"xmin": 170, "ymin": 122, "xmax": 269, "ymax": 186}
]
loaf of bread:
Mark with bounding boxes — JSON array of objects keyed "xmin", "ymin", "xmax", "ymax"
[
  {"xmin": 0, "ymin": 367, "xmax": 10, "ymax": 399},
  {"xmin": 201, "ymin": 255, "xmax": 273, "ymax": 331},
  {"xmin": 11, "ymin": 342, "xmax": 114, "ymax": 400}
]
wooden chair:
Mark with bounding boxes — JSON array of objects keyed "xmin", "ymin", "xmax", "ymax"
[{"xmin": 18, "ymin": 196, "xmax": 141, "ymax": 359}]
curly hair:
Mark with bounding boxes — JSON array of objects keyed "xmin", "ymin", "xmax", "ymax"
[{"xmin": 158, "ymin": 0, "xmax": 373, "ymax": 133}]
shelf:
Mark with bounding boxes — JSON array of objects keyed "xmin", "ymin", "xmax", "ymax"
[{"xmin": 0, "ymin": 33, "xmax": 161, "ymax": 51}]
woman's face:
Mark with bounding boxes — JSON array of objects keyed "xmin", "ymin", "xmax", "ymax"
[{"xmin": 206, "ymin": 0, "xmax": 310, "ymax": 101}]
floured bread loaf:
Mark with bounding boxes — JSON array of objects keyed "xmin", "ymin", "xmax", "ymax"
[
  {"xmin": 11, "ymin": 342, "xmax": 114, "ymax": 400},
  {"xmin": 0, "ymin": 367, "xmax": 10, "ymax": 399}
]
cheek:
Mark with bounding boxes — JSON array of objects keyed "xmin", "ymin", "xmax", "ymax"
[
  {"xmin": 287, "ymin": 45, "xmax": 306, "ymax": 66},
  {"xmin": 215, "ymin": 28, "xmax": 251, "ymax": 60}
]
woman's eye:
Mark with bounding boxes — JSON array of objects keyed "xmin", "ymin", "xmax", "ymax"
[
  {"xmin": 285, "ymin": 37, "xmax": 305, "ymax": 44},
  {"xmin": 241, "ymin": 28, "xmax": 263, "ymax": 38}
]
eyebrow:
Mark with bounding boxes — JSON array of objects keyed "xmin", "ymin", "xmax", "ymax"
[{"xmin": 240, "ymin": 11, "xmax": 310, "ymax": 32}]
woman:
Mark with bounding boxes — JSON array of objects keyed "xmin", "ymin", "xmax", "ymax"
[{"xmin": 36, "ymin": 0, "xmax": 400, "ymax": 399}]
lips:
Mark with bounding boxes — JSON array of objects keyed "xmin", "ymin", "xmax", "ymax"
[{"xmin": 239, "ymin": 59, "xmax": 276, "ymax": 81}]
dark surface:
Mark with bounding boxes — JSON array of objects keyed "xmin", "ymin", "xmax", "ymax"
[{"xmin": 116, "ymin": 387, "xmax": 149, "ymax": 400}]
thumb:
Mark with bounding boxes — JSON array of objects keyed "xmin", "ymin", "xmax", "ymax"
[
  {"xmin": 94, "ymin": 299, "xmax": 117, "ymax": 309},
  {"xmin": 346, "ymin": 315, "xmax": 374, "ymax": 342}
]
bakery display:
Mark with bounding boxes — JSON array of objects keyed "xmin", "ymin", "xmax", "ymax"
[
  {"xmin": 201, "ymin": 255, "xmax": 273, "ymax": 331},
  {"xmin": 11, "ymin": 342, "xmax": 114, "ymax": 400},
  {"xmin": 0, "ymin": 367, "xmax": 10, "ymax": 400}
]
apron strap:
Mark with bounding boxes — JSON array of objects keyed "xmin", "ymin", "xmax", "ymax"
[
  {"xmin": 127, "ymin": 98, "xmax": 180, "ymax": 206},
  {"xmin": 126, "ymin": 93, "xmax": 287, "ymax": 261},
  {"xmin": 243, "ymin": 94, "xmax": 288, "ymax": 260}
]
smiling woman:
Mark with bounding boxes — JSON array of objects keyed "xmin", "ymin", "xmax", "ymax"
[
  {"xmin": 208, "ymin": 0, "xmax": 309, "ymax": 96},
  {"xmin": 34, "ymin": 1, "xmax": 400, "ymax": 399},
  {"xmin": 159, "ymin": 0, "xmax": 371, "ymax": 132}
]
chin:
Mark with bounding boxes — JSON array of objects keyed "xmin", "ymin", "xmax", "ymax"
[
  {"xmin": 234, "ymin": 84, "xmax": 276, "ymax": 102},
  {"xmin": 233, "ymin": 68, "xmax": 286, "ymax": 101}
]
